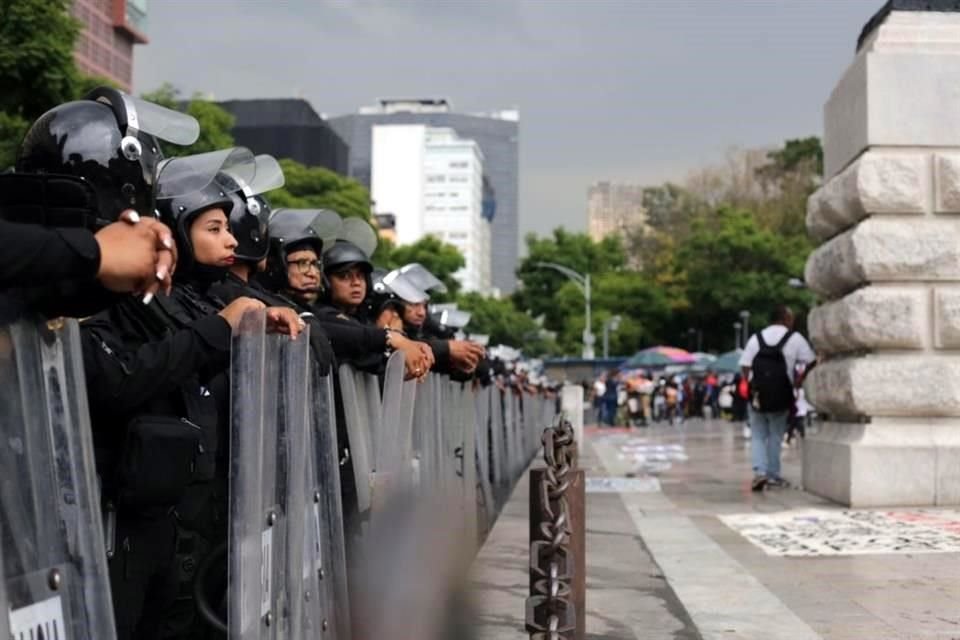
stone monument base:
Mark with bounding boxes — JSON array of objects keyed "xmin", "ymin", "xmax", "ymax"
[{"xmin": 803, "ymin": 419, "xmax": 960, "ymax": 507}]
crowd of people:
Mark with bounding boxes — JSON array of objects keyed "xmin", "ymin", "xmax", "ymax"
[
  {"xmin": 588, "ymin": 305, "xmax": 818, "ymax": 492},
  {"xmin": 0, "ymin": 88, "xmax": 559, "ymax": 639}
]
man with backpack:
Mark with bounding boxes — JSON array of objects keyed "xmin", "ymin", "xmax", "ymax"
[{"xmin": 739, "ymin": 305, "xmax": 816, "ymax": 491}]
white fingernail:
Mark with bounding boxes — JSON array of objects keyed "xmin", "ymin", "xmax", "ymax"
[
  {"xmin": 142, "ymin": 292, "xmax": 154, "ymax": 305},
  {"xmin": 162, "ymin": 237, "xmax": 174, "ymax": 250},
  {"xmin": 156, "ymin": 269, "xmax": 167, "ymax": 281},
  {"xmin": 128, "ymin": 211, "xmax": 141, "ymax": 223}
]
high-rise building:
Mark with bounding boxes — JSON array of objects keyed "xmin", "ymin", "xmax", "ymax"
[
  {"xmin": 218, "ymin": 99, "xmax": 349, "ymax": 175},
  {"xmin": 371, "ymin": 125, "xmax": 492, "ymax": 294},
  {"xmin": 328, "ymin": 99, "xmax": 519, "ymax": 294},
  {"xmin": 587, "ymin": 181, "xmax": 648, "ymax": 242},
  {"xmin": 71, "ymin": 0, "xmax": 148, "ymax": 92}
]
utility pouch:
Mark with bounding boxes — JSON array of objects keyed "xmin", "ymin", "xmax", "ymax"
[{"xmin": 116, "ymin": 415, "xmax": 203, "ymax": 508}]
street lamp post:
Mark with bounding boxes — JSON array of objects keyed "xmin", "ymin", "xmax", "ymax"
[
  {"xmin": 602, "ymin": 315, "xmax": 622, "ymax": 359},
  {"xmin": 739, "ymin": 310, "xmax": 751, "ymax": 347},
  {"xmin": 533, "ymin": 262, "xmax": 594, "ymax": 359},
  {"xmin": 733, "ymin": 322, "xmax": 742, "ymax": 350}
]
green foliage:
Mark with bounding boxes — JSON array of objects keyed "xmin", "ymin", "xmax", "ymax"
[
  {"xmin": 513, "ymin": 229, "xmax": 625, "ymax": 334},
  {"xmin": 455, "ymin": 292, "xmax": 557, "ymax": 355},
  {"xmin": 0, "ymin": 0, "xmax": 80, "ymax": 120},
  {"xmin": 269, "ymin": 158, "xmax": 372, "ymax": 220},
  {"xmin": 513, "ymin": 137, "xmax": 821, "ymax": 356},
  {"xmin": 379, "ymin": 234, "xmax": 465, "ymax": 300},
  {"xmin": 0, "ymin": 111, "xmax": 29, "ymax": 170},
  {"xmin": 673, "ymin": 207, "xmax": 812, "ymax": 349}
]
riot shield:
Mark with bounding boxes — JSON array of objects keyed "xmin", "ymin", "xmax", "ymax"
[
  {"xmin": 228, "ymin": 311, "xmax": 311, "ymax": 639},
  {"xmin": 0, "ymin": 317, "xmax": 116, "ymax": 640},
  {"xmin": 305, "ymin": 373, "xmax": 350, "ymax": 639},
  {"xmin": 489, "ymin": 388, "xmax": 506, "ymax": 504},
  {"xmin": 336, "ymin": 365, "xmax": 375, "ymax": 518},
  {"xmin": 410, "ymin": 373, "xmax": 439, "ymax": 495},
  {"xmin": 473, "ymin": 386, "xmax": 495, "ymax": 534},
  {"xmin": 457, "ymin": 384, "xmax": 478, "ymax": 549},
  {"xmin": 373, "ymin": 352, "xmax": 416, "ymax": 508}
]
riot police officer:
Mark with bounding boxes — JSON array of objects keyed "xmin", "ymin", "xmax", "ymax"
[
  {"xmin": 0, "ymin": 87, "xmax": 196, "ymax": 318},
  {"xmin": 80, "ymin": 148, "xmax": 301, "ymax": 640}
]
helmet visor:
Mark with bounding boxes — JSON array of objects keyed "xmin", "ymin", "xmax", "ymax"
[
  {"xmin": 399, "ymin": 263, "xmax": 448, "ymax": 294},
  {"xmin": 439, "ymin": 308, "xmax": 472, "ymax": 329},
  {"xmin": 382, "ymin": 269, "xmax": 429, "ymax": 304},
  {"xmin": 123, "ymin": 94, "xmax": 200, "ymax": 145},
  {"xmin": 156, "ymin": 147, "xmax": 255, "ymax": 200},
  {"xmin": 220, "ymin": 154, "xmax": 285, "ymax": 197},
  {"xmin": 310, "ymin": 209, "xmax": 343, "ymax": 252},
  {"xmin": 339, "ymin": 217, "xmax": 378, "ymax": 259}
]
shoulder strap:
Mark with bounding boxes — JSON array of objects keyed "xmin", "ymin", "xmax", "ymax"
[
  {"xmin": 756, "ymin": 331, "xmax": 768, "ymax": 349},
  {"xmin": 774, "ymin": 329, "xmax": 794, "ymax": 350}
]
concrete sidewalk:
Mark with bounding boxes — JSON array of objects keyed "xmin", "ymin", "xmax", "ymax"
[
  {"xmin": 469, "ymin": 420, "xmax": 960, "ymax": 639},
  {"xmin": 469, "ymin": 437, "xmax": 699, "ymax": 640}
]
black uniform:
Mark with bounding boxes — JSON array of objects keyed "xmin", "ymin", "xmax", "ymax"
[
  {"xmin": 210, "ymin": 272, "xmax": 335, "ymax": 375},
  {"xmin": 312, "ymin": 301, "xmax": 390, "ymax": 373},
  {"xmin": 82, "ymin": 279, "xmax": 231, "ymax": 640},
  {"xmin": 0, "ymin": 210, "xmax": 115, "ymax": 320}
]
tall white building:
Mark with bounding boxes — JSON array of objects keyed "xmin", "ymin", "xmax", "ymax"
[{"xmin": 371, "ymin": 124, "xmax": 492, "ymax": 294}]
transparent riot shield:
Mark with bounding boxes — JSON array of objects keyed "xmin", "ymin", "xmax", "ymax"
[
  {"xmin": 228, "ymin": 312, "xmax": 311, "ymax": 639},
  {"xmin": 410, "ymin": 374, "xmax": 439, "ymax": 495},
  {"xmin": 0, "ymin": 555, "xmax": 8, "ymax": 640},
  {"xmin": 489, "ymin": 388, "xmax": 506, "ymax": 505},
  {"xmin": 473, "ymin": 386, "xmax": 495, "ymax": 535},
  {"xmin": 372, "ymin": 352, "xmax": 409, "ymax": 508},
  {"xmin": 0, "ymin": 317, "xmax": 116, "ymax": 640},
  {"xmin": 336, "ymin": 365, "xmax": 375, "ymax": 519},
  {"xmin": 304, "ymin": 373, "xmax": 350, "ymax": 640},
  {"xmin": 457, "ymin": 384, "xmax": 478, "ymax": 549}
]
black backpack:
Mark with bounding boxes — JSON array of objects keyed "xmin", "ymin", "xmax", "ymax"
[{"xmin": 750, "ymin": 330, "xmax": 795, "ymax": 412}]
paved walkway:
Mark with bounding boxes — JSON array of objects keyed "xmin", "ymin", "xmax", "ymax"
[{"xmin": 469, "ymin": 419, "xmax": 960, "ymax": 639}]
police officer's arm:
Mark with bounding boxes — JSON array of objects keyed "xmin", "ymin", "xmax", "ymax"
[
  {"xmin": 0, "ymin": 219, "xmax": 101, "ymax": 287},
  {"xmin": 81, "ymin": 313, "xmax": 232, "ymax": 416}
]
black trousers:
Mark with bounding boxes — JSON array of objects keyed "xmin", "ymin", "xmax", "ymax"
[{"xmin": 109, "ymin": 513, "xmax": 179, "ymax": 640}]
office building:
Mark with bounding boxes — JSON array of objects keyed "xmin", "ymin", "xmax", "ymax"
[
  {"xmin": 71, "ymin": 0, "xmax": 148, "ymax": 91},
  {"xmin": 328, "ymin": 99, "xmax": 519, "ymax": 293},
  {"xmin": 371, "ymin": 125, "xmax": 491, "ymax": 293}
]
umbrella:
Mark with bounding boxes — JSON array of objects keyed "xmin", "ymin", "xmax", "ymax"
[
  {"xmin": 624, "ymin": 346, "xmax": 697, "ymax": 369},
  {"xmin": 712, "ymin": 349, "xmax": 744, "ymax": 373}
]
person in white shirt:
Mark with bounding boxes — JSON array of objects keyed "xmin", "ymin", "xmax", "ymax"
[{"xmin": 739, "ymin": 305, "xmax": 816, "ymax": 491}]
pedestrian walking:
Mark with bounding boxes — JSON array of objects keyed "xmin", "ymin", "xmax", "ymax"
[{"xmin": 739, "ymin": 305, "xmax": 816, "ymax": 491}]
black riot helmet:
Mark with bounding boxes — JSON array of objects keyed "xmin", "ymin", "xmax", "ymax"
[
  {"xmin": 154, "ymin": 148, "xmax": 253, "ymax": 279},
  {"xmin": 217, "ymin": 154, "xmax": 285, "ymax": 264},
  {"xmin": 261, "ymin": 208, "xmax": 341, "ymax": 297},
  {"xmin": 12, "ymin": 86, "xmax": 199, "ymax": 229},
  {"xmin": 366, "ymin": 267, "xmax": 429, "ymax": 320}
]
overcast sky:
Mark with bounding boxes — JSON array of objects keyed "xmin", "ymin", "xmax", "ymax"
[{"xmin": 136, "ymin": 0, "xmax": 879, "ymax": 242}]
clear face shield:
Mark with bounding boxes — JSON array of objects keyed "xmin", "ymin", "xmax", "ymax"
[
  {"xmin": 155, "ymin": 147, "xmax": 256, "ymax": 203},
  {"xmin": 339, "ymin": 217, "xmax": 379, "ymax": 259},
  {"xmin": 380, "ymin": 269, "xmax": 429, "ymax": 304},
  {"xmin": 219, "ymin": 154, "xmax": 286, "ymax": 217},
  {"xmin": 399, "ymin": 263, "xmax": 448, "ymax": 294}
]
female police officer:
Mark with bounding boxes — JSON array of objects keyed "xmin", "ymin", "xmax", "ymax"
[{"xmin": 79, "ymin": 148, "xmax": 301, "ymax": 640}]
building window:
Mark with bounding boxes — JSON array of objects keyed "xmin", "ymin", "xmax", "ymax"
[
  {"xmin": 449, "ymin": 161, "xmax": 468, "ymax": 169},
  {"xmin": 426, "ymin": 175, "xmax": 445, "ymax": 183}
]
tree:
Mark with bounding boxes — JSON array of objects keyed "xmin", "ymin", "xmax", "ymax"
[
  {"xmin": 0, "ymin": 0, "xmax": 80, "ymax": 121},
  {"xmin": 380, "ymin": 234, "xmax": 465, "ymax": 300},
  {"xmin": 455, "ymin": 292, "xmax": 557, "ymax": 355},
  {"xmin": 673, "ymin": 207, "xmax": 812, "ymax": 350},
  {"xmin": 268, "ymin": 159, "xmax": 372, "ymax": 221},
  {"xmin": 513, "ymin": 229, "xmax": 626, "ymax": 336}
]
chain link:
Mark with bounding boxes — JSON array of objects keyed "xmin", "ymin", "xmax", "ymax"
[{"xmin": 526, "ymin": 417, "xmax": 577, "ymax": 639}]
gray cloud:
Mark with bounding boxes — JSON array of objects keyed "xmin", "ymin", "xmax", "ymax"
[{"xmin": 137, "ymin": 0, "xmax": 879, "ymax": 245}]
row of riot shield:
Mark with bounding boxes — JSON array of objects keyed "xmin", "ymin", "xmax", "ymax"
[
  {"xmin": 228, "ymin": 312, "xmax": 349, "ymax": 640},
  {"xmin": 1, "ymin": 309, "xmax": 555, "ymax": 640}
]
